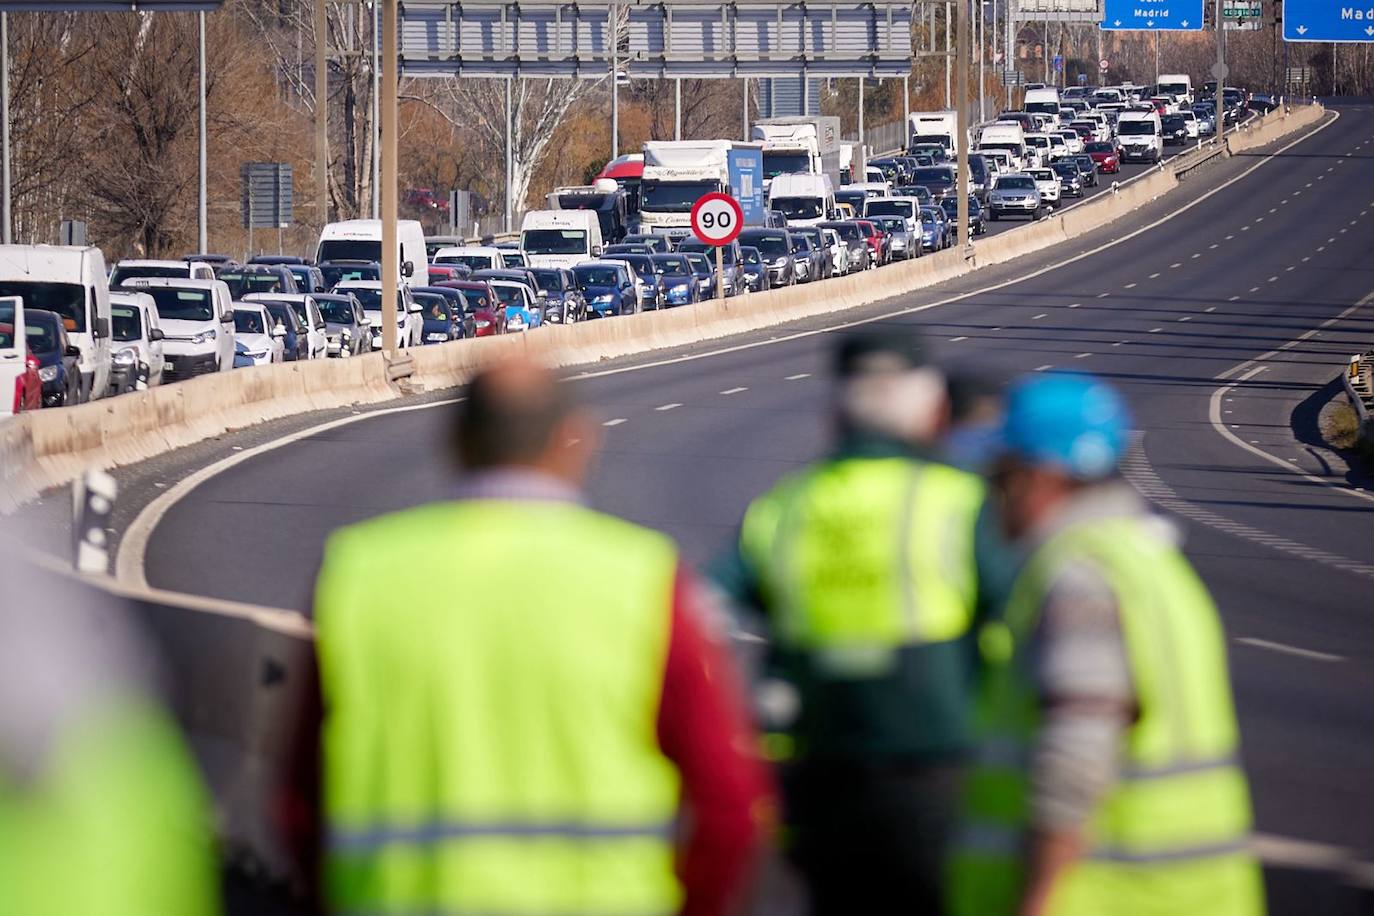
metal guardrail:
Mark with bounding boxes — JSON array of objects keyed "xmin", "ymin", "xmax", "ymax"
[{"xmin": 1342, "ymin": 351, "xmax": 1373, "ymax": 451}]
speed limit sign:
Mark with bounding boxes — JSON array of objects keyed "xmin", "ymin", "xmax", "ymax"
[{"xmin": 690, "ymin": 192, "xmax": 744, "ymax": 246}]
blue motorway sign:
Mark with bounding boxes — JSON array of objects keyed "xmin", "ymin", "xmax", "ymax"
[
  {"xmin": 727, "ymin": 148, "xmax": 765, "ymax": 226},
  {"xmin": 1283, "ymin": 0, "xmax": 1374, "ymax": 41},
  {"xmin": 1101, "ymin": 0, "xmax": 1204, "ymax": 29}
]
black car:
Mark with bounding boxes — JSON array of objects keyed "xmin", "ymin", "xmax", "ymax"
[
  {"xmin": 413, "ymin": 290, "xmax": 463, "ymax": 344},
  {"xmin": 1051, "ymin": 160, "xmax": 1085, "ymax": 198},
  {"xmin": 24, "ymin": 309, "xmax": 81, "ymax": 407},
  {"xmin": 218, "ymin": 265, "xmax": 299, "ymax": 298},
  {"xmin": 789, "ymin": 226, "xmax": 834, "ymax": 280},
  {"xmin": 894, "ymin": 185, "xmax": 935, "ymax": 206},
  {"xmin": 602, "ymin": 243, "xmax": 655, "ymax": 257},
  {"xmin": 738, "ymin": 246, "xmax": 770, "ymax": 293},
  {"xmin": 678, "ymin": 239, "xmax": 746, "ymax": 296},
  {"xmin": 681, "ymin": 250, "xmax": 717, "ymax": 299},
  {"xmin": 909, "ymin": 166, "xmax": 957, "ymax": 200},
  {"xmin": 738, "ymin": 228, "xmax": 797, "ymax": 287},
  {"xmin": 313, "ymin": 292, "xmax": 371, "ymax": 356},
  {"xmin": 1070, "ymin": 154, "xmax": 1100, "ymax": 188},
  {"xmin": 1161, "ymin": 113, "xmax": 1189, "ymax": 146},
  {"xmin": 529, "ymin": 267, "xmax": 587, "ymax": 323},
  {"xmin": 319, "ymin": 260, "xmax": 382, "ymax": 290},
  {"xmin": 868, "ymin": 157, "xmax": 911, "ymax": 185},
  {"xmin": 248, "ymin": 255, "xmax": 307, "ymax": 266},
  {"xmin": 286, "ymin": 264, "xmax": 328, "ymax": 293},
  {"xmin": 648, "ymin": 254, "xmax": 700, "ymax": 306},
  {"xmin": 939, "ymin": 195, "xmax": 988, "ymax": 237},
  {"xmin": 261, "ymin": 299, "xmax": 308, "ymax": 361}
]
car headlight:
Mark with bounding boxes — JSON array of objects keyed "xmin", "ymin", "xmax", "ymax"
[
  {"xmin": 340, "ymin": 328, "xmax": 351, "ymax": 341},
  {"xmin": 592, "ymin": 294, "xmax": 614, "ymax": 304},
  {"xmin": 113, "ymin": 347, "xmax": 138, "ymax": 366},
  {"xmin": 191, "ymin": 328, "xmax": 217, "ymax": 345},
  {"xmin": 772, "ymin": 258, "xmax": 788, "ymax": 267},
  {"xmin": 38, "ymin": 364, "xmax": 58, "ymax": 382},
  {"xmin": 476, "ymin": 319, "xmax": 492, "ymax": 328},
  {"xmin": 546, "ymin": 312, "xmax": 562, "ymax": 322},
  {"xmin": 670, "ymin": 283, "xmax": 689, "ymax": 294},
  {"xmin": 425, "ymin": 332, "xmax": 449, "ymax": 341},
  {"xmin": 248, "ymin": 349, "xmax": 268, "ymax": 361}
]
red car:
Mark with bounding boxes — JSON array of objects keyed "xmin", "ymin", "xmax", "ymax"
[
  {"xmin": 436, "ymin": 280, "xmax": 506, "ymax": 337},
  {"xmin": 427, "ymin": 264, "xmax": 468, "ymax": 284},
  {"xmin": 1085, "ymin": 141, "xmax": 1121, "ymax": 174},
  {"xmin": 855, "ymin": 219, "xmax": 889, "ymax": 266}
]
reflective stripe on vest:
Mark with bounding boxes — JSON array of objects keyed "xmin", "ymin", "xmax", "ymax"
[
  {"xmin": 739, "ymin": 456, "xmax": 984, "ymax": 651},
  {"xmin": 951, "ymin": 515, "xmax": 1264, "ymax": 916},
  {"xmin": 317, "ymin": 500, "xmax": 683, "ymax": 916}
]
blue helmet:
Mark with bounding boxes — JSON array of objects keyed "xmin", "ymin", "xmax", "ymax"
[{"xmin": 1000, "ymin": 373, "xmax": 1131, "ymax": 480}]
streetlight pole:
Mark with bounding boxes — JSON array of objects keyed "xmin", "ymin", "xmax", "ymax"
[
  {"xmin": 610, "ymin": 1, "xmax": 619, "ymax": 158},
  {"xmin": 380, "ymin": 0, "xmax": 398, "ymax": 356},
  {"xmin": 957, "ymin": 0, "xmax": 970, "ymax": 253},
  {"xmin": 198, "ymin": 11, "xmax": 207, "ymax": 253},
  {"xmin": 675, "ymin": 78, "xmax": 682, "ymax": 140},
  {"xmin": 315, "ymin": 0, "xmax": 329, "ymax": 232},
  {"xmin": 372, "ymin": 0, "xmax": 380, "ymax": 220},
  {"xmin": 3, "ymin": 12, "xmax": 13, "ymax": 244},
  {"xmin": 505, "ymin": 77, "xmax": 513, "ymax": 232}
]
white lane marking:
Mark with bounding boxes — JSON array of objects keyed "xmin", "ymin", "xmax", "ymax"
[
  {"xmin": 1096, "ymin": 292, "xmax": 1110, "ymax": 298},
  {"xmin": 1207, "ymin": 306, "xmax": 1218, "ymax": 311},
  {"xmin": 603, "ymin": 417, "xmax": 628, "ymax": 426},
  {"xmin": 1149, "ymin": 272, "xmax": 1161, "ymax": 279},
  {"xmin": 1301, "ymin": 256, "xmax": 1310, "ymax": 262},
  {"xmin": 1225, "ymin": 234, "xmax": 1234, "ymax": 240},
  {"xmin": 1191, "ymin": 253, "xmax": 1201, "ymax": 258},
  {"xmin": 1235, "ymin": 638, "xmax": 1344, "ymax": 663},
  {"xmin": 1112, "ymin": 341, "xmax": 1127, "ymax": 346},
  {"xmin": 1250, "ymin": 286, "xmax": 1261, "ymax": 292},
  {"xmin": 1286, "ymin": 266, "xmax": 1296, "ymax": 272},
  {"xmin": 1209, "ymin": 243, "xmax": 1219, "ymax": 250},
  {"xmin": 1268, "ymin": 276, "xmax": 1279, "ymax": 282},
  {"xmin": 1255, "ymin": 216, "xmax": 1265, "ymax": 223},
  {"xmin": 1179, "ymin": 316, "xmax": 1192, "ymax": 321},
  {"xmin": 1254, "ymin": 833, "xmax": 1374, "ymax": 889},
  {"xmin": 1067, "ymin": 303, "xmax": 1081, "ymax": 308},
  {"xmin": 1121, "ymin": 444, "xmax": 1374, "ymax": 579},
  {"xmin": 1241, "ymin": 225, "xmax": 1251, "ymax": 231},
  {"xmin": 1210, "ymin": 291, "xmax": 1374, "ymax": 508},
  {"xmin": 1281, "ymin": 199, "xmax": 1288, "ymax": 204},
  {"xmin": 1123, "ymin": 283, "xmax": 1137, "ymax": 289},
  {"xmin": 785, "ymin": 373, "xmax": 811, "ymax": 380},
  {"xmin": 1032, "ymin": 313, "xmax": 1048, "ymax": 319},
  {"xmin": 1329, "ymin": 236, "xmax": 1337, "ymax": 243},
  {"xmin": 719, "ymin": 386, "xmax": 748, "ymax": 395},
  {"xmin": 1149, "ymin": 327, "xmax": 1162, "ymax": 333},
  {"xmin": 1170, "ymin": 262, "xmax": 1183, "ymax": 268},
  {"xmin": 115, "ymin": 112, "xmax": 1345, "ymax": 594},
  {"xmin": 1269, "ymin": 207, "xmax": 1278, "ymax": 213},
  {"xmin": 1034, "ymin": 364, "xmax": 1054, "ymax": 372},
  {"xmin": 1074, "ymin": 352, "xmax": 1092, "ymax": 359},
  {"xmin": 655, "ymin": 403, "xmax": 682, "ymax": 411},
  {"xmin": 950, "ymin": 336, "xmax": 969, "ymax": 342},
  {"xmin": 1318, "ymin": 245, "xmax": 1326, "ymax": 252}
]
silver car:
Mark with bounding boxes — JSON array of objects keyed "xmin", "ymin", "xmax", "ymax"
[
  {"xmin": 870, "ymin": 215, "xmax": 920, "ymax": 261},
  {"xmin": 987, "ymin": 173, "xmax": 1045, "ymax": 221},
  {"xmin": 790, "ymin": 234, "xmax": 829, "ymax": 283}
]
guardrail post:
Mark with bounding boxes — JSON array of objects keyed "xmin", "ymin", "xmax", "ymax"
[{"xmin": 72, "ymin": 469, "xmax": 116, "ymax": 575}]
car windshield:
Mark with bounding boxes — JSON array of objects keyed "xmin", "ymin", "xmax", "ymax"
[
  {"xmin": 415, "ymin": 294, "xmax": 451, "ymax": 319},
  {"xmin": 1053, "ymin": 163, "xmax": 1078, "ymax": 177},
  {"xmin": 835, "ymin": 190, "xmax": 866, "ymax": 210},
  {"xmin": 24, "ymin": 319, "xmax": 57, "ymax": 352},
  {"xmin": 827, "ymin": 223, "xmax": 862, "ymax": 241},
  {"xmin": 998, "ymin": 176, "xmax": 1036, "ymax": 190},
  {"xmin": 234, "ymin": 310, "xmax": 268, "ymax": 335},
  {"xmin": 1162, "ymin": 116, "xmax": 1185, "ymax": 129},
  {"xmin": 316, "ymin": 298, "xmax": 356, "ymax": 323},
  {"xmin": 111, "ymin": 264, "xmax": 186, "ymax": 285},
  {"xmin": 146, "ymin": 287, "xmax": 214, "ymax": 321},
  {"xmin": 651, "ymin": 255, "xmax": 690, "ymax": 274},
  {"xmin": 111, "ymin": 305, "xmax": 142, "ymax": 341},
  {"xmin": 346, "ymin": 288, "xmax": 402, "ymax": 313},
  {"xmin": 680, "ymin": 241, "xmax": 738, "ymax": 265},
  {"xmin": 761, "ymin": 151, "xmax": 813, "ymax": 178},
  {"xmin": 0, "ymin": 281, "xmax": 86, "ymax": 332},
  {"xmin": 530, "ymin": 269, "xmax": 568, "ymax": 291},
  {"xmin": 317, "ymin": 239, "xmax": 382, "ymax": 263},
  {"xmin": 614, "ymin": 255, "xmax": 654, "ymax": 275},
  {"xmin": 219, "ymin": 271, "xmax": 286, "ymax": 298},
  {"xmin": 434, "ymin": 254, "xmax": 495, "ymax": 272},
  {"xmin": 743, "ymin": 234, "xmax": 790, "ymax": 257},
  {"xmin": 641, "ymin": 180, "xmax": 721, "ymax": 212},
  {"xmin": 741, "ymin": 247, "xmax": 762, "ymax": 265},
  {"xmin": 458, "ymin": 289, "xmax": 490, "ymax": 312},
  {"xmin": 912, "ymin": 167, "xmax": 954, "ymax": 185},
  {"xmin": 684, "ymin": 253, "xmax": 711, "ymax": 274},
  {"xmin": 1086, "ymin": 142, "xmax": 1115, "ymax": 153},
  {"xmin": 771, "ymin": 197, "xmax": 824, "ymax": 220},
  {"xmin": 874, "ymin": 217, "xmax": 904, "ymax": 232},
  {"xmin": 865, "ymin": 200, "xmax": 915, "ymax": 219},
  {"xmin": 493, "ymin": 285, "xmax": 525, "ymax": 307},
  {"xmin": 320, "ymin": 263, "xmax": 380, "ymax": 287},
  {"xmin": 1118, "ymin": 120, "xmax": 1155, "ymax": 135},
  {"xmin": 575, "ymin": 266, "xmax": 623, "ymax": 287}
]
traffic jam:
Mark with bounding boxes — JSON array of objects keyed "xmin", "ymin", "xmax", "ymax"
[{"xmin": 2, "ymin": 79, "xmax": 1260, "ymax": 417}]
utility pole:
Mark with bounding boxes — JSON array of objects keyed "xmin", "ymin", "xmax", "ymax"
[
  {"xmin": 946, "ymin": 2, "xmax": 953, "ymax": 106},
  {"xmin": 742, "ymin": 78, "xmax": 749, "ymax": 140},
  {"xmin": 1, "ymin": 12, "xmax": 8, "ymax": 245},
  {"xmin": 380, "ymin": 0, "xmax": 398, "ymax": 355},
  {"xmin": 858, "ymin": 77, "xmax": 865, "ymax": 150},
  {"xmin": 315, "ymin": 0, "xmax": 329, "ymax": 231},
  {"xmin": 371, "ymin": 0, "xmax": 380, "ymax": 220},
  {"xmin": 1216, "ymin": 0, "xmax": 1227, "ymax": 146},
  {"xmin": 978, "ymin": 0, "xmax": 986, "ymax": 121},
  {"xmin": 198, "ymin": 12, "xmax": 207, "ymax": 253},
  {"xmin": 903, "ymin": 74, "xmax": 910, "ymax": 145},
  {"xmin": 505, "ymin": 78, "xmax": 514, "ymax": 232},
  {"xmin": 957, "ymin": 0, "xmax": 970, "ymax": 253},
  {"xmin": 675, "ymin": 78, "xmax": 682, "ymax": 140},
  {"xmin": 610, "ymin": 1, "xmax": 619, "ymax": 158}
]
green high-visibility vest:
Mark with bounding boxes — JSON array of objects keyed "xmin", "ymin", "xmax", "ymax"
[
  {"xmin": 316, "ymin": 499, "xmax": 684, "ymax": 915},
  {"xmin": 0, "ymin": 701, "xmax": 221, "ymax": 916},
  {"xmin": 741, "ymin": 456, "xmax": 984, "ymax": 653},
  {"xmin": 950, "ymin": 516, "xmax": 1265, "ymax": 916}
]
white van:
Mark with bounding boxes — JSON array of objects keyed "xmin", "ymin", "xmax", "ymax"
[
  {"xmin": 432, "ymin": 246, "xmax": 510, "ymax": 272},
  {"xmin": 124, "ymin": 277, "xmax": 235, "ymax": 379},
  {"xmin": 862, "ymin": 196, "xmax": 922, "ymax": 232},
  {"xmin": 110, "ymin": 259, "xmax": 215, "ymax": 286},
  {"xmin": 519, "ymin": 210, "xmax": 604, "ymax": 269},
  {"xmin": 0, "ymin": 245, "xmax": 112, "ymax": 401},
  {"xmin": 978, "ymin": 123, "xmax": 1028, "ymax": 171},
  {"xmin": 1024, "ymin": 87, "xmax": 1063, "ymax": 126},
  {"xmin": 109, "ymin": 290, "xmax": 166, "ymax": 391},
  {"xmin": 315, "ymin": 219, "xmax": 428, "ymax": 287},
  {"xmin": 1157, "ymin": 74, "xmax": 1194, "ymax": 106},
  {"xmin": 767, "ymin": 173, "xmax": 837, "ymax": 228},
  {"xmin": 1117, "ymin": 110, "xmax": 1163, "ymax": 163}
]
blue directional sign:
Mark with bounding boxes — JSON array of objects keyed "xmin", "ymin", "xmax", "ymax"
[
  {"xmin": 1283, "ymin": 0, "xmax": 1374, "ymax": 41},
  {"xmin": 1101, "ymin": 0, "xmax": 1204, "ymax": 29}
]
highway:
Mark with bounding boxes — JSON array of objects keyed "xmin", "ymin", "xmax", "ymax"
[{"xmin": 121, "ymin": 101, "xmax": 1374, "ymax": 892}]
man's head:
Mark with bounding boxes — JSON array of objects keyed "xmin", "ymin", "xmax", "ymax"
[
  {"xmin": 833, "ymin": 331, "xmax": 947, "ymax": 446},
  {"xmin": 992, "ymin": 373, "xmax": 1131, "ymax": 539},
  {"xmin": 454, "ymin": 359, "xmax": 596, "ymax": 484}
]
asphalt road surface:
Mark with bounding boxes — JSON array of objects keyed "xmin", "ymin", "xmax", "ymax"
[{"xmin": 133, "ymin": 102, "xmax": 1374, "ymax": 906}]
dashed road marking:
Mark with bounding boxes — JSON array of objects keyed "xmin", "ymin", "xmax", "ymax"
[
  {"xmin": 785, "ymin": 373, "xmax": 811, "ymax": 380},
  {"xmin": 1170, "ymin": 262, "xmax": 1183, "ymax": 268},
  {"xmin": 603, "ymin": 418, "xmax": 628, "ymax": 426},
  {"xmin": 1149, "ymin": 327, "xmax": 1163, "ymax": 333},
  {"xmin": 1269, "ymin": 207, "xmax": 1278, "ymax": 213},
  {"xmin": 1124, "ymin": 282, "xmax": 1137, "ymax": 289},
  {"xmin": 1149, "ymin": 272, "xmax": 1161, "ymax": 279},
  {"xmin": 1034, "ymin": 364, "xmax": 1054, "ymax": 371},
  {"xmin": 719, "ymin": 386, "xmax": 748, "ymax": 395},
  {"xmin": 1097, "ymin": 292, "xmax": 1111, "ymax": 298},
  {"xmin": 1112, "ymin": 341, "xmax": 1127, "ymax": 346},
  {"xmin": 1179, "ymin": 316, "xmax": 1192, "ymax": 321},
  {"xmin": 1225, "ymin": 234, "xmax": 1235, "ymax": 240},
  {"xmin": 950, "ymin": 336, "xmax": 968, "ymax": 342},
  {"xmin": 1250, "ymin": 286, "xmax": 1261, "ymax": 292},
  {"xmin": 1268, "ymin": 276, "xmax": 1279, "ymax": 282},
  {"xmin": 1286, "ymin": 266, "xmax": 1296, "ymax": 272},
  {"xmin": 1075, "ymin": 352, "xmax": 1092, "ymax": 359},
  {"xmin": 1209, "ymin": 244, "xmax": 1219, "ymax": 249},
  {"xmin": 1301, "ymin": 256, "xmax": 1310, "ymax": 263},
  {"xmin": 1241, "ymin": 226, "xmax": 1250, "ymax": 231},
  {"xmin": 1318, "ymin": 245, "xmax": 1326, "ymax": 252},
  {"xmin": 1208, "ymin": 306, "xmax": 1219, "ymax": 311},
  {"xmin": 1236, "ymin": 638, "xmax": 1344, "ymax": 663},
  {"xmin": 1191, "ymin": 253, "xmax": 1202, "ymax": 258},
  {"xmin": 655, "ymin": 403, "xmax": 681, "ymax": 411},
  {"xmin": 1033, "ymin": 313, "xmax": 1048, "ymax": 319},
  {"xmin": 1068, "ymin": 303, "xmax": 1081, "ymax": 308}
]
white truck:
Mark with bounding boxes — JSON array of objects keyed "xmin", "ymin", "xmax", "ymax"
[
  {"xmin": 1023, "ymin": 87, "xmax": 1064, "ymax": 127},
  {"xmin": 977, "ymin": 122, "xmax": 1029, "ymax": 172},
  {"xmin": 767, "ymin": 173, "xmax": 836, "ymax": 228},
  {"xmin": 519, "ymin": 209, "xmax": 604, "ymax": 269},
  {"xmin": 907, "ymin": 111, "xmax": 961, "ymax": 156},
  {"xmin": 1116, "ymin": 110, "xmax": 1163, "ymax": 163},
  {"xmin": 315, "ymin": 219, "xmax": 428, "ymax": 288},
  {"xmin": 1157, "ymin": 74, "xmax": 1194, "ymax": 106},
  {"xmin": 751, "ymin": 116, "xmax": 841, "ymax": 194},
  {"xmin": 639, "ymin": 140, "xmax": 760, "ymax": 241}
]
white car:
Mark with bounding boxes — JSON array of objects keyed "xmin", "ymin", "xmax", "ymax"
[
  {"xmin": 108, "ymin": 290, "xmax": 166, "ymax": 392},
  {"xmin": 488, "ymin": 279, "xmax": 543, "ymax": 332},
  {"xmin": 1055, "ymin": 130, "xmax": 1084, "ymax": 155},
  {"xmin": 821, "ymin": 227, "xmax": 849, "ymax": 276},
  {"xmin": 110, "ymin": 258, "xmax": 216, "ymax": 286},
  {"xmin": 123, "ymin": 277, "xmax": 236, "ymax": 378},
  {"xmin": 335, "ymin": 280, "xmax": 422, "ymax": 349},
  {"xmin": 1027, "ymin": 168, "xmax": 1063, "ymax": 208},
  {"xmin": 245, "ymin": 293, "xmax": 329, "ymax": 360},
  {"xmin": 1180, "ymin": 110, "xmax": 1200, "ymax": 138},
  {"xmin": 232, "ymin": 303, "xmax": 284, "ymax": 366}
]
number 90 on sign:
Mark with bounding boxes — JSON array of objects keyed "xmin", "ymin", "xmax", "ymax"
[{"xmin": 690, "ymin": 193, "xmax": 745, "ymax": 246}]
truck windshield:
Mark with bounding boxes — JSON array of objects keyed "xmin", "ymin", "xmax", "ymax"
[
  {"xmin": 111, "ymin": 305, "xmax": 142, "ymax": 341},
  {"xmin": 1026, "ymin": 101, "xmax": 1059, "ymax": 115},
  {"xmin": 761, "ymin": 151, "xmax": 812, "ymax": 179},
  {"xmin": 318, "ymin": 239, "xmax": 382, "ymax": 263},
  {"xmin": 641, "ymin": 180, "xmax": 721, "ymax": 212},
  {"xmin": 1159, "ymin": 83, "xmax": 1188, "ymax": 97},
  {"xmin": 771, "ymin": 197, "xmax": 824, "ymax": 220},
  {"xmin": 521, "ymin": 229, "xmax": 588, "ymax": 255},
  {"xmin": 1118, "ymin": 120, "xmax": 1156, "ymax": 135},
  {"xmin": 145, "ymin": 287, "xmax": 214, "ymax": 322},
  {"xmin": 0, "ymin": 281, "xmax": 86, "ymax": 332},
  {"xmin": 909, "ymin": 134, "xmax": 951, "ymax": 149}
]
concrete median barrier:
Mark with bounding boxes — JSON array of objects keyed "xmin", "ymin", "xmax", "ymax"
[{"xmin": 0, "ymin": 103, "xmax": 1325, "ymax": 513}]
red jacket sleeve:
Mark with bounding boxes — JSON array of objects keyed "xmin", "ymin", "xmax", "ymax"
[{"xmin": 658, "ymin": 565, "xmax": 776, "ymax": 916}]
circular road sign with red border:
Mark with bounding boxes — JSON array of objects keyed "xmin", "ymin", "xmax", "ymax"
[{"xmin": 690, "ymin": 192, "xmax": 744, "ymax": 246}]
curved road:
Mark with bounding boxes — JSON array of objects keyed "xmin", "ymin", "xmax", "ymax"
[{"xmin": 138, "ymin": 103, "xmax": 1374, "ymax": 884}]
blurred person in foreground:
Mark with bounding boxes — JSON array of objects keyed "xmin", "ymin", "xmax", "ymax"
[
  {"xmin": 0, "ymin": 548, "xmax": 220, "ymax": 915},
  {"xmin": 943, "ymin": 366, "xmax": 1006, "ymax": 473},
  {"xmin": 713, "ymin": 332, "xmax": 1011, "ymax": 915},
  {"xmin": 949, "ymin": 373, "xmax": 1263, "ymax": 916},
  {"xmin": 312, "ymin": 358, "xmax": 772, "ymax": 916}
]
